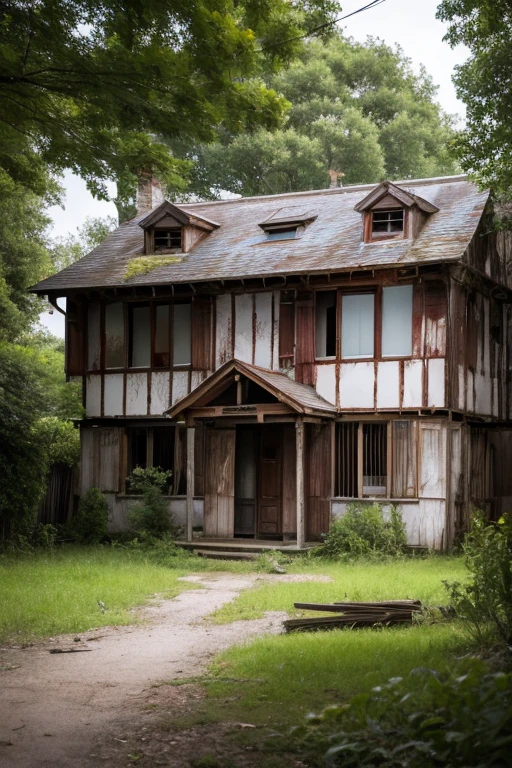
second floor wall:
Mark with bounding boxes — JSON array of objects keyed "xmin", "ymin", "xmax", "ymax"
[{"xmin": 66, "ymin": 266, "xmax": 511, "ymax": 420}]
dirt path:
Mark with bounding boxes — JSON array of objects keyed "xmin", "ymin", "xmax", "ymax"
[{"xmin": 0, "ymin": 573, "xmax": 289, "ymax": 768}]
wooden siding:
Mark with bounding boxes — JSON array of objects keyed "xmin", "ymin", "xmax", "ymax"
[
  {"xmin": 305, "ymin": 423, "xmax": 332, "ymax": 540},
  {"xmin": 204, "ymin": 428, "xmax": 235, "ymax": 537},
  {"xmin": 295, "ymin": 292, "xmax": 315, "ymax": 385}
]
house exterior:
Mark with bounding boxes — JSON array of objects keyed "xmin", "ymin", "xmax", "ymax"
[{"xmin": 31, "ymin": 175, "xmax": 512, "ymax": 549}]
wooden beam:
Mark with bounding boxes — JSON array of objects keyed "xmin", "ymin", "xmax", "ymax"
[
  {"xmin": 186, "ymin": 426, "xmax": 195, "ymax": 542},
  {"xmin": 296, "ymin": 418, "xmax": 305, "ymax": 549}
]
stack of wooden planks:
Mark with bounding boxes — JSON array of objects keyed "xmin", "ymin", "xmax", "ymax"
[{"xmin": 284, "ymin": 600, "xmax": 422, "ymax": 633}]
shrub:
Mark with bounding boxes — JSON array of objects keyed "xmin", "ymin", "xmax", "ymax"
[
  {"xmin": 294, "ymin": 662, "xmax": 512, "ymax": 767},
  {"xmin": 318, "ymin": 502, "xmax": 407, "ymax": 558},
  {"xmin": 71, "ymin": 488, "xmax": 109, "ymax": 544},
  {"xmin": 444, "ymin": 511, "xmax": 512, "ymax": 647},
  {"xmin": 129, "ymin": 485, "xmax": 173, "ymax": 538},
  {"xmin": 125, "ymin": 465, "xmax": 172, "ymax": 495}
]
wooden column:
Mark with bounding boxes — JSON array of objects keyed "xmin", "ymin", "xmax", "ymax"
[
  {"xmin": 186, "ymin": 426, "xmax": 195, "ymax": 543},
  {"xmin": 296, "ymin": 419, "xmax": 305, "ymax": 549}
]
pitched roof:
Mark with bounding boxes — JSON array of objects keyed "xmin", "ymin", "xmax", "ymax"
[
  {"xmin": 353, "ymin": 180, "xmax": 440, "ymax": 213},
  {"xmin": 165, "ymin": 359, "xmax": 337, "ymax": 418},
  {"xmin": 31, "ymin": 175, "xmax": 489, "ymax": 294}
]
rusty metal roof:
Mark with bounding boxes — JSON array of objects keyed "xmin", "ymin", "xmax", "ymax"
[
  {"xmin": 165, "ymin": 359, "xmax": 337, "ymax": 418},
  {"xmin": 32, "ymin": 175, "xmax": 489, "ymax": 294}
]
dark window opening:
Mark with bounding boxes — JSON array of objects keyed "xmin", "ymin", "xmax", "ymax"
[
  {"xmin": 363, "ymin": 423, "xmax": 387, "ymax": 495},
  {"xmin": 129, "ymin": 428, "xmax": 147, "ymax": 472},
  {"xmin": 153, "ymin": 429, "xmax": 174, "ymax": 475},
  {"xmin": 127, "ymin": 427, "xmax": 179, "ymax": 494},
  {"xmin": 316, "ymin": 291, "xmax": 337, "ymax": 358},
  {"xmin": 154, "ymin": 228, "xmax": 182, "ymax": 251},
  {"xmin": 335, "ymin": 422, "xmax": 358, "ymax": 497},
  {"xmin": 266, "ymin": 227, "xmax": 297, "ymax": 241},
  {"xmin": 372, "ymin": 210, "xmax": 404, "ymax": 235}
]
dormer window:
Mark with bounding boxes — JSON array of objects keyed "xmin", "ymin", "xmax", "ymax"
[
  {"xmin": 259, "ymin": 207, "xmax": 317, "ymax": 243},
  {"xmin": 355, "ymin": 180, "xmax": 439, "ymax": 245},
  {"xmin": 372, "ymin": 209, "xmax": 404, "ymax": 237},
  {"xmin": 154, "ymin": 228, "xmax": 182, "ymax": 252},
  {"xmin": 266, "ymin": 227, "xmax": 298, "ymax": 241}
]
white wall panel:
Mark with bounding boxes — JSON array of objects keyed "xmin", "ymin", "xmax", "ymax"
[
  {"xmin": 339, "ymin": 362, "xmax": 374, "ymax": 409},
  {"xmin": 475, "ymin": 372, "xmax": 492, "ymax": 416},
  {"xmin": 234, "ymin": 294, "xmax": 253, "ymax": 363},
  {"xmin": 458, "ymin": 364, "xmax": 465, "ymax": 411},
  {"xmin": 150, "ymin": 372, "xmax": 170, "ymax": 415},
  {"xmin": 377, "ymin": 361, "xmax": 399, "ymax": 409},
  {"xmin": 420, "ymin": 423, "xmax": 446, "ymax": 499},
  {"xmin": 172, "ymin": 370, "xmax": 189, "ymax": 405},
  {"xmin": 191, "ymin": 370, "xmax": 204, "ymax": 392},
  {"xmin": 316, "ymin": 364, "xmax": 336, "ymax": 405},
  {"xmin": 272, "ymin": 292, "xmax": 280, "ymax": 370},
  {"xmin": 403, "ymin": 360, "xmax": 423, "ymax": 408},
  {"xmin": 215, "ymin": 294, "xmax": 232, "ymax": 369},
  {"xmin": 126, "ymin": 373, "xmax": 147, "ymax": 416},
  {"xmin": 86, "ymin": 375, "xmax": 101, "ymax": 417},
  {"xmin": 427, "ymin": 358, "xmax": 445, "ymax": 408},
  {"xmin": 104, "ymin": 374, "xmax": 124, "ymax": 416},
  {"xmin": 254, "ymin": 292, "xmax": 272, "ymax": 369}
]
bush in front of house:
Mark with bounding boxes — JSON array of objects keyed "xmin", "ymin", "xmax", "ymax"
[
  {"xmin": 71, "ymin": 488, "xmax": 109, "ymax": 544},
  {"xmin": 444, "ymin": 511, "xmax": 512, "ymax": 648},
  {"xmin": 318, "ymin": 502, "xmax": 407, "ymax": 558},
  {"xmin": 293, "ymin": 662, "xmax": 512, "ymax": 767},
  {"xmin": 127, "ymin": 467, "xmax": 174, "ymax": 539}
]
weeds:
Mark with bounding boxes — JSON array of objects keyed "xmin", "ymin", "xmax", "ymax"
[{"xmin": 317, "ymin": 502, "xmax": 407, "ymax": 559}]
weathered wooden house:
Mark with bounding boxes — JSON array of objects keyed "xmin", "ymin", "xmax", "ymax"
[{"xmin": 32, "ymin": 175, "xmax": 512, "ymax": 549}]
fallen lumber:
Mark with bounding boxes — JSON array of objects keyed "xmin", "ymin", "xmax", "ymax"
[
  {"xmin": 285, "ymin": 599, "xmax": 423, "ymax": 633},
  {"xmin": 294, "ymin": 600, "xmax": 421, "ymax": 613}
]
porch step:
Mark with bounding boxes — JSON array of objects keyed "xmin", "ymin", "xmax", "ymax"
[
  {"xmin": 195, "ymin": 549, "xmax": 259, "ymax": 561},
  {"xmin": 176, "ymin": 539, "xmax": 315, "ymax": 555}
]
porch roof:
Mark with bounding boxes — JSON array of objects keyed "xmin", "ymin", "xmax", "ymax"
[{"xmin": 165, "ymin": 359, "xmax": 337, "ymax": 419}]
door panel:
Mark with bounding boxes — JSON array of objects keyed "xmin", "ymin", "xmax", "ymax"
[
  {"xmin": 204, "ymin": 428, "xmax": 235, "ymax": 537},
  {"xmin": 258, "ymin": 427, "xmax": 282, "ymax": 536},
  {"xmin": 235, "ymin": 428, "xmax": 258, "ymax": 536}
]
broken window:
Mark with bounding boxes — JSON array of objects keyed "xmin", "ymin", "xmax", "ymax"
[
  {"xmin": 173, "ymin": 303, "xmax": 192, "ymax": 365},
  {"xmin": 127, "ymin": 427, "xmax": 180, "ymax": 494},
  {"xmin": 382, "ymin": 285, "xmax": 413, "ymax": 357},
  {"xmin": 279, "ymin": 291, "xmax": 295, "ymax": 367},
  {"xmin": 154, "ymin": 228, "xmax": 182, "ymax": 251},
  {"xmin": 129, "ymin": 304, "xmax": 151, "ymax": 368},
  {"xmin": 87, "ymin": 302, "xmax": 101, "ymax": 371},
  {"xmin": 372, "ymin": 210, "xmax": 404, "ymax": 236},
  {"xmin": 315, "ymin": 291, "xmax": 337, "ymax": 358},
  {"xmin": 105, "ymin": 302, "xmax": 125, "ymax": 369},
  {"xmin": 266, "ymin": 227, "xmax": 297, "ymax": 241},
  {"xmin": 362, "ymin": 423, "xmax": 387, "ymax": 496},
  {"xmin": 154, "ymin": 304, "xmax": 171, "ymax": 368},
  {"xmin": 335, "ymin": 422, "xmax": 388, "ymax": 498},
  {"xmin": 341, "ymin": 293, "xmax": 374, "ymax": 358}
]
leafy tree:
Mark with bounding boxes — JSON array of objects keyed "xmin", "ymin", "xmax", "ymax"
[
  {"xmin": 50, "ymin": 215, "xmax": 117, "ymax": 272},
  {"xmin": 437, "ymin": 1, "xmax": 512, "ymax": 198},
  {"xmin": 0, "ymin": 0, "xmax": 338, "ymax": 200},
  {"xmin": 187, "ymin": 35, "xmax": 459, "ymax": 197}
]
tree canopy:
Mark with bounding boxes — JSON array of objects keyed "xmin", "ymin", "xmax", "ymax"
[
  {"xmin": 437, "ymin": 1, "xmax": 512, "ymax": 198},
  {"xmin": 185, "ymin": 34, "xmax": 459, "ymax": 198},
  {"xmin": 0, "ymin": 0, "xmax": 338, "ymax": 201}
]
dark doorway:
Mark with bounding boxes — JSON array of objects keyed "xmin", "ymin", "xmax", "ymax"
[{"xmin": 234, "ymin": 425, "xmax": 283, "ymax": 538}]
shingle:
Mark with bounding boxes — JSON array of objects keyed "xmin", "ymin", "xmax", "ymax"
[{"xmin": 31, "ymin": 175, "xmax": 489, "ymax": 294}]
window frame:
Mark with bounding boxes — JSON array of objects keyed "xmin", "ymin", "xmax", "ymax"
[{"xmin": 364, "ymin": 208, "xmax": 408, "ymax": 243}]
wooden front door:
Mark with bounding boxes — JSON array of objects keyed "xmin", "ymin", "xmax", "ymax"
[
  {"xmin": 234, "ymin": 427, "xmax": 258, "ymax": 536},
  {"xmin": 258, "ymin": 426, "xmax": 282, "ymax": 537},
  {"xmin": 204, "ymin": 428, "xmax": 236, "ymax": 537}
]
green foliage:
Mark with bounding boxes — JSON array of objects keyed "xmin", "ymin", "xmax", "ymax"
[
  {"xmin": 126, "ymin": 466, "xmax": 172, "ymax": 494},
  {"xmin": 124, "ymin": 256, "xmax": 183, "ymax": 280},
  {"xmin": 187, "ymin": 34, "xmax": 458, "ymax": 197},
  {"xmin": 437, "ymin": 1, "xmax": 512, "ymax": 199},
  {"xmin": 256, "ymin": 548, "xmax": 290, "ymax": 573},
  {"xmin": 50, "ymin": 216, "xmax": 117, "ymax": 272},
  {"xmin": 123, "ymin": 534, "xmax": 197, "ymax": 567},
  {"xmin": 294, "ymin": 663, "xmax": 512, "ymax": 767},
  {"xmin": 0, "ymin": 0, "xmax": 338, "ymax": 200},
  {"xmin": 444, "ymin": 511, "xmax": 512, "ymax": 646},
  {"xmin": 35, "ymin": 417, "xmax": 81, "ymax": 468},
  {"xmin": 129, "ymin": 486, "xmax": 173, "ymax": 539},
  {"xmin": 71, "ymin": 488, "xmax": 109, "ymax": 544},
  {"xmin": 318, "ymin": 503, "xmax": 407, "ymax": 559}
]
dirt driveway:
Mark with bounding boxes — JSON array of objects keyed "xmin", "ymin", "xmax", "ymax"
[{"xmin": 0, "ymin": 573, "xmax": 289, "ymax": 768}]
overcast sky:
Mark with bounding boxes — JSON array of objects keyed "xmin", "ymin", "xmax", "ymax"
[{"xmin": 42, "ymin": 0, "xmax": 469, "ymax": 336}]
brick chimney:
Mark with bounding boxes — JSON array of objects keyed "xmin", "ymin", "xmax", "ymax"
[
  {"xmin": 136, "ymin": 172, "xmax": 165, "ymax": 213},
  {"xmin": 328, "ymin": 169, "xmax": 344, "ymax": 189}
]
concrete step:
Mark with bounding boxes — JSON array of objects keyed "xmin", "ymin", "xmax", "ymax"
[
  {"xmin": 177, "ymin": 540, "xmax": 312, "ymax": 555},
  {"xmin": 195, "ymin": 549, "xmax": 259, "ymax": 561}
]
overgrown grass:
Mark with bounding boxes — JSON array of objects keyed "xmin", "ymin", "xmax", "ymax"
[
  {"xmin": 0, "ymin": 545, "xmax": 196, "ymax": 644},
  {"xmin": 199, "ymin": 623, "xmax": 468, "ymax": 729},
  {"xmin": 211, "ymin": 555, "xmax": 466, "ymax": 623}
]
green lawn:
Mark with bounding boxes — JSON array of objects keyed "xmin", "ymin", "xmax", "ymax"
[
  {"xmin": 212, "ymin": 555, "xmax": 467, "ymax": 623},
  {"xmin": 0, "ymin": 545, "xmax": 195, "ymax": 644}
]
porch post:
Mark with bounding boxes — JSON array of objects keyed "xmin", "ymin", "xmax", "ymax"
[
  {"xmin": 296, "ymin": 418, "xmax": 305, "ymax": 549},
  {"xmin": 186, "ymin": 426, "xmax": 195, "ymax": 543}
]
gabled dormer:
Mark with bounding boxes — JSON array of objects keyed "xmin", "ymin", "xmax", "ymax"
[
  {"xmin": 258, "ymin": 207, "xmax": 317, "ymax": 242},
  {"xmin": 355, "ymin": 181, "xmax": 439, "ymax": 243},
  {"xmin": 138, "ymin": 201, "xmax": 220, "ymax": 254}
]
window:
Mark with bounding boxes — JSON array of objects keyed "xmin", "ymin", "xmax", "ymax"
[
  {"xmin": 335, "ymin": 422, "xmax": 387, "ymax": 497},
  {"xmin": 279, "ymin": 291, "xmax": 295, "ymax": 366},
  {"xmin": 154, "ymin": 228, "xmax": 182, "ymax": 251},
  {"xmin": 382, "ymin": 285, "xmax": 413, "ymax": 357},
  {"xmin": 316, "ymin": 291, "xmax": 336, "ymax": 358},
  {"xmin": 127, "ymin": 302, "xmax": 190, "ymax": 369},
  {"xmin": 105, "ymin": 302, "xmax": 125, "ymax": 368},
  {"xmin": 266, "ymin": 227, "xmax": 297, "ymax": 241},
  {"xmin": 127, "ymin": 426, "xmax": 185, "ymax": 495},
  {"xmin": 342, "ymin": 293, "xmax": 374, "ymax": 358},
  {"xmin": 372, "ymin": 209, "xmax": 404, "ymax": 236}
]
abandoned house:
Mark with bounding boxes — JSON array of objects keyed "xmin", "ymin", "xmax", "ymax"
[{"xmin": 31, "ymin": 174, "xmax": 512, "ymax": 550}]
